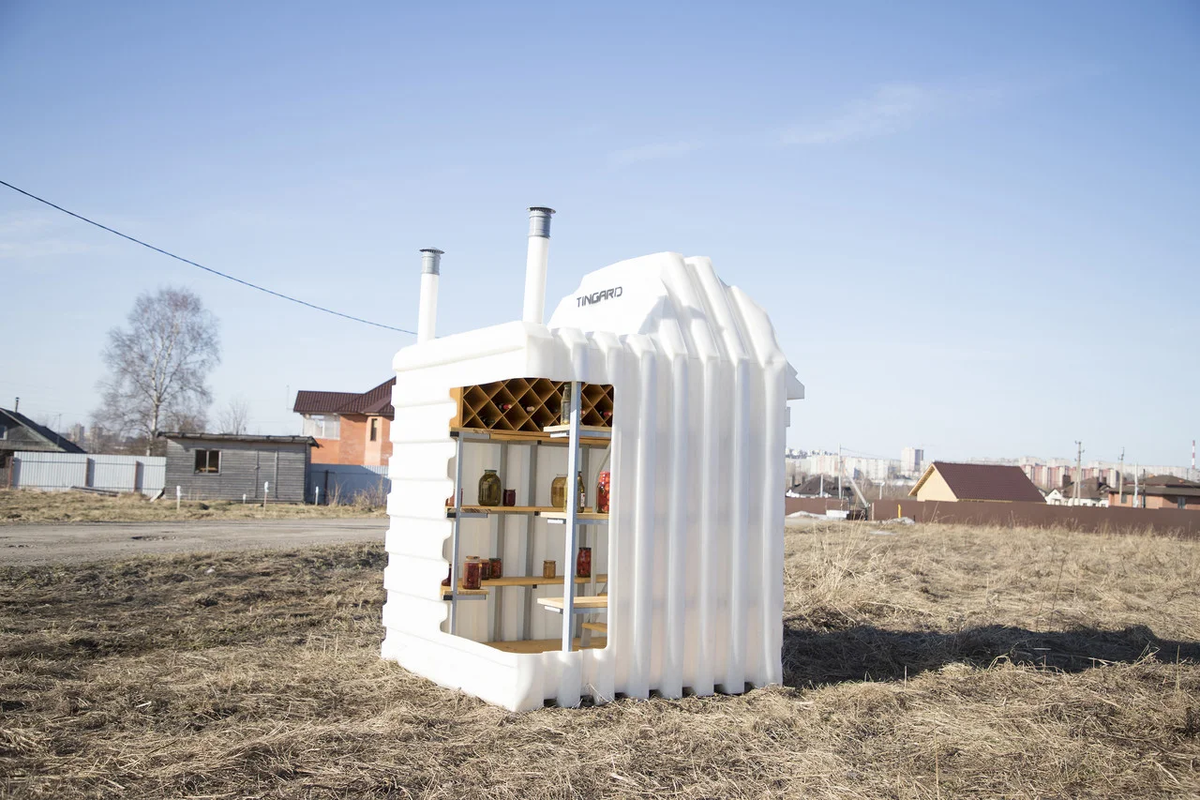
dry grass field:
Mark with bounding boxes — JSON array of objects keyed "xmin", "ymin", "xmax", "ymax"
[
  {"xmin": 0, "ymin": 489, "xmax": 385, "ymax": 525},
  {"xmin": 1, "ymin": 522, "xmax": 1198, "ymax": 798}
]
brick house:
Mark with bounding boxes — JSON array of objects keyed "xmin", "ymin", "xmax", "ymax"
[
  {"xmin": 1108, "ymin": 474, "xmax": 1200, "ymax": 510},
  {"xmin": 293, "ymin": 379, "xmax": 394, "ymax": 466}
]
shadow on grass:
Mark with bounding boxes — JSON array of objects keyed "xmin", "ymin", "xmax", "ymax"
[{"xmin": 781, "ymin": 620, "xmax": 1200, "ymax": 689}]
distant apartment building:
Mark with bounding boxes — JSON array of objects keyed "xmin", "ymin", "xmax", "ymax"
[
  {"xmin": 793, "ymin": 451, "xmax": 897, "ymax": 483},
  {"xmin": 1014, "ymin": 456, "xmax": 1198, "ymax": 491},
  {"xmin": 293, "ymin": 379, "xmax": 394, "ymax": 466},
  {"xmin": 901, "ymin": 447, "xmax": 924, "ymax": 476}
]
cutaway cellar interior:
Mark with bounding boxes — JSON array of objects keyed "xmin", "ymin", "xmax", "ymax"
[{"xmin": 441, "ymin": 378, "xmax": 614, "ymax": 654}]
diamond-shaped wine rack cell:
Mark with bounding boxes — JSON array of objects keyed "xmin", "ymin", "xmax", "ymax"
[{"xmin": 452, "ymin": 378, "xmax": 614, "ymax": 433}]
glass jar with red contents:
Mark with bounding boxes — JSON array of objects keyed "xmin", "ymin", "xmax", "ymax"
[
  {"xmin": 463, "ymin": 557, "xmax": 482, "ymax": 590},
  {"xmin": 489, "ymin": 557, "xmax": 502, "ymax": 579},
  {"xmin": 576, "ymin": 546, "xmax": 592, "ymax": 578},
  {"xmin": 596, "ymin": 471, "xmax": 611, "ymax": 513}
]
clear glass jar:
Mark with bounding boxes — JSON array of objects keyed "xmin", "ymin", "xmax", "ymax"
[
  {"xmin": 550, "ymin": 473, "xmax": 586, "ymax": 511},
  {"xmin": 551, "ymin": 474, "xmax": 567, "ymax": 509},
  {"xmin": 478, "ymin": 469, "xmax": 501, "ymax": 507}
]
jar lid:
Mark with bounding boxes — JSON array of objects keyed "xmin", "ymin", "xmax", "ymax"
[{"xmin": 483, "ymin": 468, "xmax": 497, "ymax": 473}]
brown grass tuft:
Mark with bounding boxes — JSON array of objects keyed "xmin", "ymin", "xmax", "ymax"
[{"xmin": 1, "ymin": 523, "xmax": 1197, "ymax": 798}]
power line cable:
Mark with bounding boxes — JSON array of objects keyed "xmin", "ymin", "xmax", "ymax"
[{"xmin": 0, "ymin": 178, "xmax": 415, "ymax": 335}]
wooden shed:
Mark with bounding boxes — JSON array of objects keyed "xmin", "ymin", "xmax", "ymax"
[{"xmin": 159, "ymin": 433, "xmax": 315, "ymax": 502}]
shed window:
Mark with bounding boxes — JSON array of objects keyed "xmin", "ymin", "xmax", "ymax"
[
  {"xmin": 370, "ymin": 418, "xmax": 378, "ymax": 442},
  {"xmin": 1179, "ymin": 497, "xmax": 1187, "ymax": 510},
  {"xmin": 194, "ymin": 449, "xmax": 221, "ymax": 474}
]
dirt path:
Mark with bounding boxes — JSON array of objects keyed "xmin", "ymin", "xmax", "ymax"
[{"xmin": 0, "ymin": 518, "xmax": 386, "ymax": 565}]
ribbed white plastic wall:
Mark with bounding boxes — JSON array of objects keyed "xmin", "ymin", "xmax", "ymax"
[{"xmin": 381, "ymin": 253, "xmax": 803, "ymax": 710}]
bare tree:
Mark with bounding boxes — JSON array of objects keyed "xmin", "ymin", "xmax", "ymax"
[
  {"xmin": 217, "ymin": 396, "xmax": 251, "ymax": 435},
  {"xmin": 93, "ymin": 287, "xmax": 220, "ymax": 455}
]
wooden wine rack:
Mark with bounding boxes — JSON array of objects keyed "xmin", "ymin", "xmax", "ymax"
[{"xmin": 451, "ymin": 378, "xmax": 614, "ymax": 433}]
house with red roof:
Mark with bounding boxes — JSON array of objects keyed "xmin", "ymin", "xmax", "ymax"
[{"xmin": 293, "ymin": 378, "xmax": 394, "ymax": 466}]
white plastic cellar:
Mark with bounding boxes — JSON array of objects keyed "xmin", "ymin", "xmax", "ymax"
[{"xmin": 380, "ymin": 208, "xmax": 803, "ymax": 710}]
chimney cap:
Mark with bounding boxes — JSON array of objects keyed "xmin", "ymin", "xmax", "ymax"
[
  {"xmin": 419, "ymin": 248, "xmax": 444, "ymax": 275},
  {"xmin": 527, "ymin": 207, "xmax": 555, "ymax": 238}
]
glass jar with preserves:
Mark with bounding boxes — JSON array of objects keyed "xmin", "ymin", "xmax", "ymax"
[
  {"xmin": 551, "ymin": 474, "xmax": 567, "ymax": 509},
  {"xmin": 576, "ymin": 546, "xmax": 591, "ymax": 578},
  {"xmin": 489, "ymin": 557, "xmax": 502, "ymax": 579},
  {"xmin": 463, "ymin": 557, "xmax": 482, "ymax": 590},
  {"xmin": 542, "ymin": 560, "xmax": 556, "ymax": 579},
  {"xmin": 478, "ymin": 469, "xmax": 501, "ymax": 507},
  {"xmin": 596, "ymin": 470, "xmax": 611, "ymax": 513}
]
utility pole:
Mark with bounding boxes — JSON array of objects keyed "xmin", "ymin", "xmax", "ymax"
[
  {"xmin": 1117, "ymin": 447, "xmax": 1125, "ymax": 503},
  {"xmin": 837, "ymin": 444, "xmax": 843, "ymax": 501},
  {"xmin": 1134, "ymin": 463, "xmax": 1140, "ymax": 508}
]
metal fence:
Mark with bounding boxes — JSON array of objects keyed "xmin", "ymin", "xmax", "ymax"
[
  {"xmin": 871, "ymin": 499, "xmax": 1200, "ymax": 539},
  {"xmin": 12, "ymin": 452, "xmax": 166, "ymax": 496},
  {"xmin": 306, "ymin": 464, "xmax": 390, "ymax": 505}
]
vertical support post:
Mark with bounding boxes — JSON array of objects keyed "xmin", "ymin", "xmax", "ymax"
[
  {"xmin": 561, "ymin": 380, "xmax": 582, "ymax": 652},
  {"xmin": 520, "ymin": 442, "xmax": 539, "ymax": 640},
  {"xmin": 450, "ymin": 435, "xmax": 465, "ymax": 636},
  {"xmin": 488, "ymin": 443, "xmax": 509, "ymax": 642}
]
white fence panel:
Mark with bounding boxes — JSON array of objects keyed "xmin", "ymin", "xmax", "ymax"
[
  {"xmin": 307, "ymin": 464, "xmax": 390, "ymax": 504},
  {"xmin": 12, "ymin": 452, "xmax": 166, "ymax": 496}
]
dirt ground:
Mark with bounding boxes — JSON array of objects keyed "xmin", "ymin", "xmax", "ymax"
[
  {"xmin": 1, "ymin": 522, "xmax": 1198, "ymax": 798},
  {"xmin": 0, "ymin": 489, "xmax": 386, "ymax": 525},
  {"xmin": 0, "ymin": 518, "xmax": 386, "ymax": 565}
]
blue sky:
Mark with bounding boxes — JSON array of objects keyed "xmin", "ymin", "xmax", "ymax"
[{"xmin": 1, "ymin": 1, "xmax": 1197, "ymax": 465}]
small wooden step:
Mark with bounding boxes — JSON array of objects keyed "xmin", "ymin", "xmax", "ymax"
[{"xmin": 581, "ymin": 621, "xmax": 608, "ymax": 634}]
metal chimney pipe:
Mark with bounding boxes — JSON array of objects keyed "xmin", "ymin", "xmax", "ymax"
[
  {"xmin": 521, "ymin": 206, "xmax": 555, "ymax": 325},
  {"xmin": 417, "ymin": 248, "xmax": 443, "ymax": 343}
]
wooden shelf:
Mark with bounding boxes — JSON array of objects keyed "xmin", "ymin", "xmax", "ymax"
[
  {"xmin": 543, "ymin": 423, "xmax": 612, "ymax": 440},
  {"xmin": 581, "ymin": 621, "xmax": 608, "ymax": 634},
  {"xmin": 442, "ymin": 574, "xmax": 608, "ymax": 597},
  {"xmin": 441, "ymin": 584, "xmax": 489, "ymax": 598},
  {"xmin": 485, "ymin": 637, "xmax": 606, "ymax": 654},
  {"xmin": 446, "ymin": 506, "xmax": 609, "ymax": 521},
  {"xmin": 447, "ymin": 505, "xmax": 546, "ymax": 517},
  {"xmin": 538, "ymin": 595, "xmax": 608, "ymax": 613},
  {"xmin": 450, "ymin": 428, "xmax": 611, "ymax": 448},
  {"xmin": 485, "ymin": 573, "xmax": 608, "ymax": 587}
]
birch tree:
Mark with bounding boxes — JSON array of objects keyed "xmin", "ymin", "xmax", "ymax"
[{"xmin": 93, "ymin": 288, "xmax": 220, "ymax": 454}]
